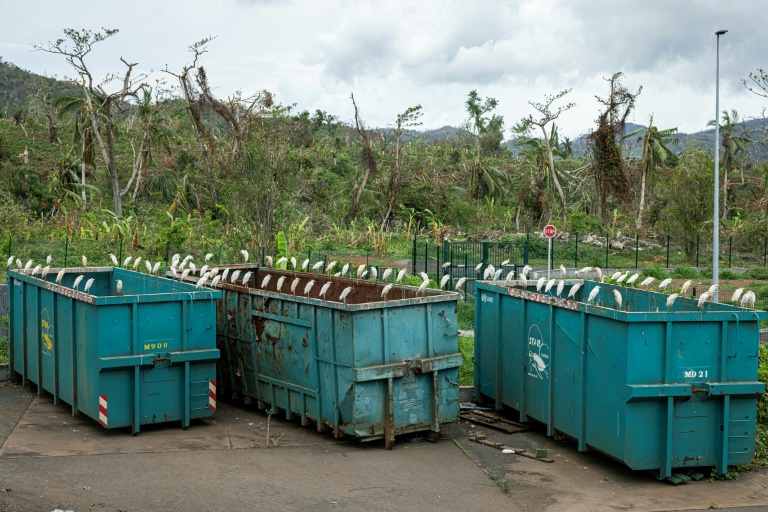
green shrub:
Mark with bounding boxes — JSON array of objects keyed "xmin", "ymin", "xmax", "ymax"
[
  {"xmin": 566, "ymin": 212, "xmax": 603, "ymax": 234},
  {"xmin": 747, "ymin": 268, "xmax": 768, "ymax": 280},
  {"xmin": 458, "ymin": 297, "xmax": 475, "ymax": 331},
  {"xmin": 673, "ymin": 266, "xmax": 699, "ymax": 279},
  {"xmin": 720, "ymin": 269, "xmax": 738, "ymax": 280},
  {"xmin": 458, "ymin": 336, "xmax": 474, "ymax": 386},
  {"xmin": 641, "ymin": 265, "xmax": 667, "ymax": 279}
]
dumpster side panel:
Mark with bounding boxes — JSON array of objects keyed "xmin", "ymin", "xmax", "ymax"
[{"xmin": 552, "ymin": 307, "xmax": 584, "ymax": 440}]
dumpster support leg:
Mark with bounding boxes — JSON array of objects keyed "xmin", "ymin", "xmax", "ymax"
[
  {"xmin": 385, "ymin": 376, "xmax": 395, "ymax": 450},
  {"xmin": 133, "ymin": 366, "xmax": 140, "ymax": 435},
  {"xmin": 659, "ymin": 396, "xmax": 674, "ymax": 479},
  {"xmin": 183, "ymin": 361, "xmax": 190, "ymax": 429},
  {"xmin": 35, "ymin": 286, "xmax": 42, "ymax": 395},
  {"xmin": 717, "ymin": 395, "xmax": 731, "ymax": 476},
  {"xmin": 432, "ymin": 370, "xmax": 440, "ymax": 433},
  {"xmin": 578, "ymin": 310, "xmax": 588, "ymax": 452}
]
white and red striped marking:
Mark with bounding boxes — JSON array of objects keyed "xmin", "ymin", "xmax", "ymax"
[
  {"xmin": 209, "ymin": 380, "xmax": 216, "ymax": 410},
  {"xmin": 98, "ymin": 395, "xmax": 108, "ymax": 426}
]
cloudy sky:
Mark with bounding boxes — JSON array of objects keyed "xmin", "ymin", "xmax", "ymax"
[{"xmin": 1, "ymin": 0, "xmax": 767, "ymax": 137}]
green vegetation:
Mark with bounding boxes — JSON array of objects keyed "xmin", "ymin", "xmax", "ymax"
[
  {"xmin": 0, "ymin": 315, "xmax": 7, "ymax": 364},
  {"xmin": 457, "ymin": 298, "xmax": 475, "ymax": 331},
  {"xmin": 458, "ymin": 336, "xmax": 474, "ymax": 387}
]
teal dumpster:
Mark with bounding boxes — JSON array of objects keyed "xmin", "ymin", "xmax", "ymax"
[
  {"xmin": 180, "ymin": 265, "xmax": 462, "ymax": 448},
  {"xmin": 474, "ymin": 279, "xmax": 766, "ymax": 478},
  {"xmin": 9, "ymin": 267, "xmax": 221, "ymax": 433}
]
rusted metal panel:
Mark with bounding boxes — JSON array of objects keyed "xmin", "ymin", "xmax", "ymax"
[
  {"xmin": 9, "ymin": 268, "xmax": 220, "ymax": 433},
  {"xmin": 475, "ymin": 279, "xmax": 766, "ymax": 479},
  {"xmin": 191, "ymin": 265, "xmax": 462, "ymax": 447}
]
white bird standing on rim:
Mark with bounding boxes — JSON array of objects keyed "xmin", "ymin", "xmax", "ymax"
[
  {"xmin": 24, "ymin": 259, "xmax": 33, "ymax": 273},
  {"xmin": 455, "ymin": 277, "xmax": 467, "ymax": 291},
  {"xmin": 42, "ymin": 266, "xmax": 51, "ymax": 278},
  {"xmin": 440, "ymin": 274, "xmax": 451, "ymax": 289},
  {"xmin": 680, "ymin": 280, "xmax": 692, "ymax": 296},
  {"xmin": 741, "ymin": 291, "xmax": 756, "ymax": 308},
  {"xmin": 116, "ymin": 280, "xmax": 123, "ymax": 296},
  {"xmin": 84, "ymin": 278, "xmax": 95, "ymax": 294},
  {"xmin": 146, "ymin": 260, "xmax": 153, "ymax": 273},
  {"xmin": 261, "ymin": 275, "xmax": 271, "ymax": 288},
  {"xmin": 610, "ymin": 271, "xmax": 621, "ymax": 281},
  {"xmin": 319, "ymin": 281, "xmax": 332, "ymax": 299},
  {"xmin": 109, "ymin": 254, "xmax": 118, "ymax": 266},
  {"xmin": 397, "ymin": 269, "xmax": 407, "ymax": 282},
  {"xmin": 559, "ymin": 264, "xmax": 567, "ymax": 278},
  {"xmin": 626, "ymin": 273, "xmax": 640, "ymax": 286},
  {"xmin": 304, "ymin": 280, "xmax": 315, "ymax": 296},
  {"xmin": 545, "ymin": 279, "xmax": 556, "ymax": 293},
  {"xmin": 536, "ymin": 276, "xmax": 546, "ymax": 292},
  {"xmin": 698, "ymin": 292, "xmax": 711, "ymax": 309},
  {"xmin": 276, "ymin": 276, "xmax": 286, "ymax": 291},
  {"xmin": 276, "ymin": 256, "xmax": 288, "ymax": 267},
  {"xmin": 556, "ymin": 280, "xmax": 565, "ymax": 297},
  {"xmin": 419, "ymin": 272, "xmax": 429, "ymax": 283},
  {"xmin": 519, "ymin": 274, "xmax": 528, "ymax": 289},
  {"xmin": 327, "ymin": 261, "xmax": 337, "ymax": 274},
  {"xmin": 199, "ymin": 264, "xmax": 209, "ymax": 276},
  {"xmin": 521, "ymin": 265, "xmax": 532, "ymax": 277},
  {"xmin": 302, "ymin": 258, "xmax": 310, "ymax": 270},
  {"xmin": 613, "ymin": 289, "xmax": 623, "ymax": 308},
  {"xmin": 587, "ymin": 286, "xmax": 600, "ymax": 304},
  {"xmin": 312, "ymin": 261, "xmax": 324, "ymax": 271},
  {"xmin": 382, "ymin": 268, "xmax": 393, "ymax": 281},
  {"xmin": 240, "ymin": 250, "xmax": 249, "ymax": 262},
  {"xmin": 504, "ymin": 271, "xmax": 515, "ymax": 285},
  {"xmin": 616, "ymin": 272, "xmax": 629, "ymax": 283},
  {"xmin": 56, "ymin": 269, "xmax": 66, "ymax": 284},
  {"xmin": 417, "ymin": 279, "xmax": 429, "ymax": 295},
  {"xmin": 658, "ymin": 278, "xmax": 673, "ymax": 290},
  {"xmin": 241, "ymin": 271, "xmax": 252, "ymax": 286},
  {"xmin": 339, "ymin": 286, "xmax": 352, "ymax": 302},
  {"xmin": 291, "ymin": 257, "xmax": 297, "ymax": 270},
  {"xmin": 357, "ymin": 264, "xmax": 366, "ymax": 277},
  {"xmin": 707, "ymin": 283, "xmax": 719, "ymax": 296},
  {"xmin": 172, "ymin": 254, "xmax": 181, "ymax": 267},
  {"xmin": 133, "ymin": 257, "xmax": 142, "ymax": 270},
  {"xmin": 210, "ymin": 275, "xmax": 221, "ymax": 288},
  {"xmin": 595, "ymin": 267, "xmax": 603, "ymax": 281},
  {"xmin": 568, "ymin": 283, "xmax": 582, "ymax": 299},
  {"xmin": 221, "ymin": 268, "xmax": 230, "ymax": 282},
  {"xmin": 342, "ymin": 263, "xmax": 350, "ymax": 276},
  {"xmin": 153, "ymin": 262, "xmax": 162, "ymax": 274},
  {"xmin": 181, "ymin": 268, "xmax": 192, "ymax": 281},
  {"xmin": 31, "ymin": 265, "xmax": 41, "ymax": 276},
  {"xmin": 291, "ymin": 277, "xmax": 301, "ymax": 294},
  {"xmin": 732, "ymin": 288, "xmax": 745, "ymax": 304},
  {"xmin": 195, "ymin": 275, "xmax": 208, "ymax": 289},
  {"xmin": 230, "ymin": 270, "xmax": 241, "ymax": 284},
  {"xmin": 170, "ymin": 267, "xmax": 178, "ymax": 279},
  {"xmin": 73, "ymin": 275, "xmax": 84, "ymax": 290},
  {"xmin": 123, "ymin": 256, "xmax": 132, "ymax": 268},
  {"xmin": 82, "ymin": 255, "xmax": 87, "ymax": 267},
  {"xmin": 639, "ymin": 277, "xmax": 655, "ymax": 289},
  {"xmin": 370, "ymin": 267, "xmax": 378, "ymax": 280},
  {"xmin": 483, "ymin": 266, "xmax": 493, "ymax": 280},
  {"xmin": 381, "ymin": 283, "xmax": 393, "ymax": 300},
  {"xmin": 666, "ymin": 293, "xmax": 679, "ymax": 308},
  {"xmin": 493, "ymin": 268, "xmax": 503, "ymax": 282}
]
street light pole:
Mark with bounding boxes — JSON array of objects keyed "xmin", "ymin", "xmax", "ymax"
[{"xmin": 713, "ymin": 29, "xmax": 727, "ymax": 302}]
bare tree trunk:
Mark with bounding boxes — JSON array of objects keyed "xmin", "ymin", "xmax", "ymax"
[
  {"xmin": 343, "ymin": 93, "xmax": 376, "ymax": 225},
  {"xmin": 636, "ymin": 168, "xmax": 647, "ymax": 229},
  {"xmin": 540, "ymin": 125, "xmax": 567, "ymax": 213},
  {"xmin": 81, "ymin": 161, "xmax": 87, "ymax": 204}
]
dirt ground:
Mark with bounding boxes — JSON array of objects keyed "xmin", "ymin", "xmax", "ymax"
[{"xmin": 2, "ymin": 381, "xmax": 768, "ymax": 512}]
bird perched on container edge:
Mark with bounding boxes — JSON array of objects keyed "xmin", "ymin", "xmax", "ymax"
[
  {"xmin": 172, "ymin": 254, "xmax": 181, "ymax": 267},
  {"xmin": 109, "ymin": 254, "xmax": 118, "ymax": 266},
  {"xmin": 697, "ymin": 292, "xmax": 710, "ymax": 309},
  {"xmin": 658, "ymin": 278, "xmax": 673, "ymax": 290},
  {"xmin": 493, "ymin": 268, "xmax": 503, "ymax": 282},
  {"xmin": 56, "ymin": 269, "xmax": 66, "ymax": 284},
  {"xmin": 639, "ymin": 277, "xmax": 654, "ymax": 289},
  {"xmin": 707, "ymin": 283, "xmax": 719, "ymax": 296},
  {"xmin": 195, "ymin": 275, "xmax": 208, "ymax": 289},
  {"xmin": 84, "ymin": 278, "xmax": 95, "ymax": 294},
  {"xmin": 626, "ymin": 273, "xmax": 640, "ymax": 286},
  {"xmin": 261, "ymin": 275, "xmax": 271, "ymax": 289},
  {"xmin": 483, "ymin": 266, "xmax": 493, "ymax": 280},
  {"xmin": 680, "ymin": 280, "xmax": 692, "ymax": 296},
  {"xmin": 741, "ymin": 290, "xmax": 756, "ymax": 308},
  {"xmin": 181, "ymin": 268, "xmax": 192, "ymax": 281},
  {"xmin": 276, "ymin": 276, "xmax": 286, "ymax": 291},
  {"xmin": 31, "ymin": 265, "xmax": 41, "ymax": 276},
  {"xmin": 370, "ymin": 267, "xmax": 378, "ymax": 280},
  {"xmin": 556, "ymin": 280, "xmax": 565, "ymax": 297},
  {"xmin": 666, "ymin": 293, "xmax": 679, "ymax": 308},
  {"xmin": 291, "ymin": 278, "xmax": 301, "ymax": 294},
  {"xmin": 732, "ymin": 288, "xmax": 744, "ymax": 304},
  {"xmin": 229, "ymin": 270, "xmax": 241, "ymax": 284},
  {"xmin": 595, "ymin": 267, "xmax": 603, "ymax": 282},
  {"xmin": 440, "ymin": 274, "xmax": 451, "ymax": 289},
  {"xmin": 455, "ymin": 277, "xmax": 467, "ymax": 291},
  {"xmin": 381, "ymin": 283, "xmax": 393, "ymax": 300},
  {"xmin": 356, "ymin": 264, "xmax": 366, "ymax": 277},
  {"xmin": 276, "ymin": 256, "xmax": 288, "ymax": 267},
  {"xmin": 242, "ymin": 271, "xmax": 252, "ymax": 286},
  {"xmin": 342, "ymin": 263, "xmax": 350, "ymax": 276},
  {"xmin": 291, "ymin": 257, "xmax": 297, "ymax": 270},
  {"xmin": 568, "ymin": 283, "xmax": 581, "ymax": 299},
  {"xmin": 382, "ymin": 268, "xmax": 393, "ymax": 281},
  {"xmin": 304, "ymin": 280, "xmax": 315, "ymax": 295},
  {"xmin": 116, "ymin": 280, "xmax": 123, "ymax": 296},
  {"xmin": 82, "ymin": 255, "xmax": 87, "ymax": 267},
  {"xmin": 610, "ymin": 271, "xmax": 621, "ymax": 281},
  {"xmin": 327, "ymin": 261, "xmax": 338, "ymax": 274},
  {"xmin": 133, "ymin": 257, "xmax": 142, "ymax": 270},
  {"xmin": 519, "ymin": 274, "xmax": 528, "ymax": 289},
  {"xmin": 397, "ymin": 269, "xmax": 407, "ymax": 283},
  {"xmin": 302, "ymin": 258, "xmax": 310, "ymax": 270},
  {"xmin": 536, "ymin": 276, "xmax": 546, "ymax": 292},
  {"xmin": 504, "ymin": 271, "xmax": 515, "ymax": 285},
  {"xmin": 42, "ymin": 266, "xmax": 50, "ymax": 278},
  {"xmin": 613, "ymin": 289, "xmax": 623, "ymax": 308},
  {"xmin": 24, "ymin": 259, "xmax": 33, "ymax": 273},
  {"xmin": 420, "ymin": 271, "xmax": 429, "ymax": 283},
  {"xmin": 578, "ymin": 266, "xmax": 593, "ymax": 276},
  {"xmin": 545, "ymin": 279, "xmax": 556, "ymax": 293},
  {"xmin": 521, "ymin": 265, "xmax": 532, "ymax": 277},
  {"xmin": 221, "ymin": 268, "xmax": 230, "ymax": 282},
  {"xmin": 339, "ymin": 286, "xmax": 352, "ymax": 302},
  {"xmin": 210, "ymin": 276, "xmax": 221, "ymax": 288},
  {"xmin": 587, "ymin": 286, "xmax": 600, "ymax": 304},
  {"xmin": 73, "ymin": 275, "xmax": 84, "ymax": 290},
  {"xmin": 146, "ymin": 260, "xmax": 152, "ymax": 273},
  {"xmin": 559, "ymin": 264, "xmax": 567, "ymax": 279},
  {"xmin": 616, "ymin": 272, "xmax": 629, "ymax": 283},
  {"xmin": 417, "ymin": 280, "xmax": 429, "ymax": 295},
  {"xmin": 123, "ymin": 256, "xmax": 132, "ymax": 268},
  {"xmin": 319, "ymin": 282, "xmax": 332, "ymax": 299},
  {"xmin": 240, "ymin": 250, "xmax": 249, "ymax": 263},
  {"xmin": 170, "ymin": 267, "xmax": 178, "ymax": 279}
]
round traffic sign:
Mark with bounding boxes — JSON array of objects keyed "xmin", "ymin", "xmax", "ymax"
[{"xmin": 544, "ymin": 224, "xmax": 557, "ymax": 238}]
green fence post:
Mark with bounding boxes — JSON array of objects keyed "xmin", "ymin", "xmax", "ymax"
[
  {"xmin": 436, "ymin": 243, "xmax": 441, "ymax": 274},
  {"xmin": 635, "ymin": 233, "xmax": 639, "ymax": 268},
  {"xmin": 728, "ymin": 235, "xmax": 732, "ymax": 269},
  {"xmin": 481, "ymin": 241, "xmax": 489, "ymax": 277},
  {"xmin": 216, "ymin": 245, "xmax": 222, "ymax": 264},
  {"xmin": 666, "ymin": 234, "xmax": 670, "ymax": 269},
  {"xmin": 64, "ymin": 237, "xmax": 69, "ymax": 267},
  {"xmin": 605, "ymin": 233, "xmax": 609, "ymax": 269},
  {"xmin": 412, "ymin": 236, "xmax": 417, "ymax": 274},
  {"xmin": 696, "ymin": 234, "xmax": 700, "ymax": 268},
  {"xmin": 574, "ymin": 232, "xmax": 578, "ymax": 269}
]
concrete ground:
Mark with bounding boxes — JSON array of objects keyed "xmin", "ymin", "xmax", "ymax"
[{"xmin": 1, "ymin": 381, "xmax": 768, "ymax": 512}]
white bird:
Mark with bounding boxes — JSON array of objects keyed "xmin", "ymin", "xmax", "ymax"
[
  {"xmin": 261, "ymin": 275, "xmax": 271, "ymax": 288},
  {"xmin": 666, "ymin": 293, "xmax": 679, "ymax": 308},
  {"xmin": 198, "ymin": 264, "xmax": 208, "ymax": 276},
  {"xmin": 493, "ymin": 268, "xmax": 503, "ymax": 282},
  {"xmin": 732, "ymin": 288, "xmax": 745, "ymax": 304},
  {"xmin": 84, "ymin": 278, "xmax": 95, "ymax": 294},
  {"xmin": 382, "ymin": 268, "xmax": 393, "ymax": 281},
  {"xmin": 210, "ymin": 275, "xmax": 221, "ymax": 288},
  {"xmin": 613, "ymin": 289, "xmax": 623, "ymax": 308},
  {"xmin": 707, "ymin": 283, "xmax": 719, "ymax": 296},
  {"xmin": 501, "ymin": 259, "xmax": 510, "ymax": 267},
  {"xmin": 536, "ymin": 276, "xmax": 546, "ymax": 292},
  {"xmin": 639, "ymin": 277, "xmax": 655, "ymax": 288},
  {"xmin": 327, "ymin": 261, "xmax": 337, "ymax": 274},
  {"xmin": 182, "ymin": 255, "xmax": 194, "ymax": 264},
  {"xmin": 230, "ymin": 270, "xmax": 241, "ymax": 284},
  {"xmin": 442, "ymin": 261, "xmax": 451, "ymax": 268},
  {"xmin": 221, "ymin": 268, "xmax": 230, "ymax": 282},
  {"xmin": 319, "ymin": 281, "xmax": 332, "ymax": 299},
  {"xmin": 483, "ymin": 266, "xmax": 493, "ymax": 280},
  {"xmin": 181, "ymin": 268, "xmax": 192, "ymax": 281},
  {"xmin": 360, "ymin": 271, "xmax": 369, "ymax": 280},
  {"xmin": 658, "ymin": 278, "xmax": 673, "ymax": 290},
  {"xmin": 626, "ymin": 273, "xmax": 640, "ymax": 286},
  {"xmin": 381, "ymin": 283, "xmax": 393, "ymax": 299},
  {"xmin": 370, "ymin": 267, "xmax": 377, "ymax": 280},
  {"xmin": 519, "ymin": 274, "xmax": 528, "ymax": 288},
  {"xmin": 24, "ymin": 259, "xmax": 33, "ymax": 273},
  {"xmin": 609, "ymin": 271, "xmax": 620, "ymax": 281},
  {"xmin": 568, "ymin": 283, "xmax": 582, "ymax": 299},
  {"xmin": 339, "ymin": 286, "xmax": 353, "ymax": 302},
  {"xmin": 417, "ymin": 280, "xmax": 429, "ymax": 295},
  {"xmin": 15, "ymin": 258, "xmax": 21, "ymax": 269},
  {"xmin": 81, "ymin": 255, "xmax": 87, "ymax": 267},
  {"xmin": 31, "ymin": 264, "xmax": 41, "ymax": 276},
  {"xmin": 195, "ymin": 275, "xmax": 208, "ymax": 289},
  {"xmin": 616, "ymin": 272, "xmax": 629, "ymax": 283},
  {"xmin": 276, "ymin": 256, "xmax": 288, "ymax": 267},
  {"xmin": 304, "ymin": 280, "xmax": 315, "ymax": 295},
  {"xmin": 276, "ymin": 276, "xmax": 286, "ymax": 291},
  {"xmin": 578, "ymin": 266, "xmax": 593, "ymax": 276},
  {"xmin": 741, "ymin": 291, "xmax": 756, "ymax": 308},
  {"xmin": 210, "ymin": 267, "xmax": 219, "ymax": 277},
  {"xmin": 419, "ymin": 271, "xmax": 429, "ymax": 283},
  {"xmin": 42, "ymin": 266, "xmax": 51, "ymax": 278},
  {"xmin": 241, "ymin": 271, "xmax": 252, "ymax": 286},
  {"xmin": 56, "ymin": 269, "xmax": 66, "ymax": 283},
  {"xmin": 6, "ymin": 256, "xmax": 13, "ymax": 268},
  {"xmin": 109, "ymin": 253, "xmax": 118, "ymax": 266},
  {"xmin": 154, "ymin": 262, "xmax": 165, "ymax": 275},
  {"xmin": 172, "ymin": 254, "xmax": 181, "ymax": 267},
  {"xmin": 291, "ymin": 278, "xmax": 301, "ymax": 294},
  {"xmin": 595, "ymin": 267, "xmax": 602, "ymax": 281},
  {"xmin": 556, "ymin": 280, "xmax": 565, "ymax": 297},
  {"xmin": 588, "ymin": 286, "xmax": 600, "ymax": 304},
  {"xmin": 342, "ymin": 263, "xmax": 350, "ymax": 276},
  {"xmin": 116, "ymin": 280, "xmax": 123, "ymax": 295},
  {"xmin": 475, "ymin": 263, "xmax": 483, "ymax": 272},
  {"xmin": 357, "ymin": 264, "xmax": 366, "ymax": 277},
  {"xmin": 73, "ymin": 275, "xmax": 84, "ymax": 290},
  {"xmin": 559, "ymin": 264, "xmax": 567, "ymax": 278},
  {"xmin": 205, "ymin": 253, "xmax": 214, "ymax": 262},
  {"xmin": 46, "ymin": 253, "xmax": 52, "ymax": 265},
  {"xmin": 179, "ymin": 260, "xmax": 188, "ymax": 271},
  {"xmin": 545, "ymin": 279, "xmax": 556, "ymax": 293},
  {"xmin": 440, "ymin": 274, "xmax": 451, "ymax": 289},
  {"xmin": 680, "ymin": 280, "xmax": 692, "ymax": 296},
  {"xmin": 397, "ymin": 269, "xmax": 407, "ymax": 282},
  {"xmin": 504, "ymin": 270, "xmax": 516, "ymax": 285},
  {"xmin": 334, "ymin": 272, "xmax": 341, "ymax": 277},
  {"xmin": 170, "ymin": 267, "xmax": 178, "ymax": 279},
  {"xmin": 145, "ymin": 260, "xmax": 152, "ymax": 273},
  {"xmin": 302, "ymin": 258, "xmax": 310, "ymax": 270},
  {"xmin": 521, "ymin": 265, "xmax": 532, "ymax": 277},
  {"xmin": 290, "ymin": 257, "xmax": 297, "ymax": 269},
  {"xmin": 312, "ymin": 261, "xmax": 324, "ymax": 271},
  {"xmin": 240, "ymin": 250, "xmax": 249, "ymax": 262},
  {"xmin": 698, "ymin": 292, "xmax": 710, "ymax": 309},
  {"xmin": 265, "ymin": 255, "xmax": 273, "ymax": 267},
  {"xmin": 455, "ymin": 277, "xmax": 467, "ymax": 291},
  {"xmin": 133, "ymin": 257, "xmax": 142, "ymax": 270},
  {"xmin": 189, "ymin": 262, "xmax": 197, "ymax": 272}
]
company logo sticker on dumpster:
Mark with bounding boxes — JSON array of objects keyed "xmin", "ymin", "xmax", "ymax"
[
  {"xmin": 41, "ymin": 309, "xmax": 54, "ymax": 357},
  {"xmin": 528, "ymin": 324, "xmax": 550, "ymax": 379},
  {"xmin": 506, "ymin": 288, "xmax": 579, "ymax": 311}
]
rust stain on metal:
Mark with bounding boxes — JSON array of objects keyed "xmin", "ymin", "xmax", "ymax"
[{"xmin": 506, "ymin": 288, "xmax": 578, "ymax": 311}]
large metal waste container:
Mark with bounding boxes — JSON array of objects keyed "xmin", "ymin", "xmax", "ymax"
[
  {"xmin": 182, "ymin": 265, "xmax": 462, "ymax": 448},
  {"xmin": 474, "ymin": 279, "xmax": 766, "ymax": 478},
  {"xmin": 9, "ymin": 267, "xmax": 221, "ymax": 433}
]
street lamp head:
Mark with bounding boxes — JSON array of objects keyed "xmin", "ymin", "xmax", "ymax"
[{"xmin": 715, "ymin": 29, "xmax": 728, "ymax": 36}]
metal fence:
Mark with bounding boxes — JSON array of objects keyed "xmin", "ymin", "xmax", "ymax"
[{"xmin": 0, "ymin": 284, "xmax": 7, "ymax": 338}]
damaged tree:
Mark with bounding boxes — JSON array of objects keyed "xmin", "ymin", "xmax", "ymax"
[{"xmin": 343, "ymin": 93, "xmax": 377, "ymax": 225}]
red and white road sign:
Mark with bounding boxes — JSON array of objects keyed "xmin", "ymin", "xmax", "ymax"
[{"xmin": 544, "ymin": 225, "xmax": 557, "ymax": 238}]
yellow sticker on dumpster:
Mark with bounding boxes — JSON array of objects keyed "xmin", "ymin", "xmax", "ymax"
[{"xmin": 41, "ymin": 309, "xmax": 54, "ymax": 357}]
